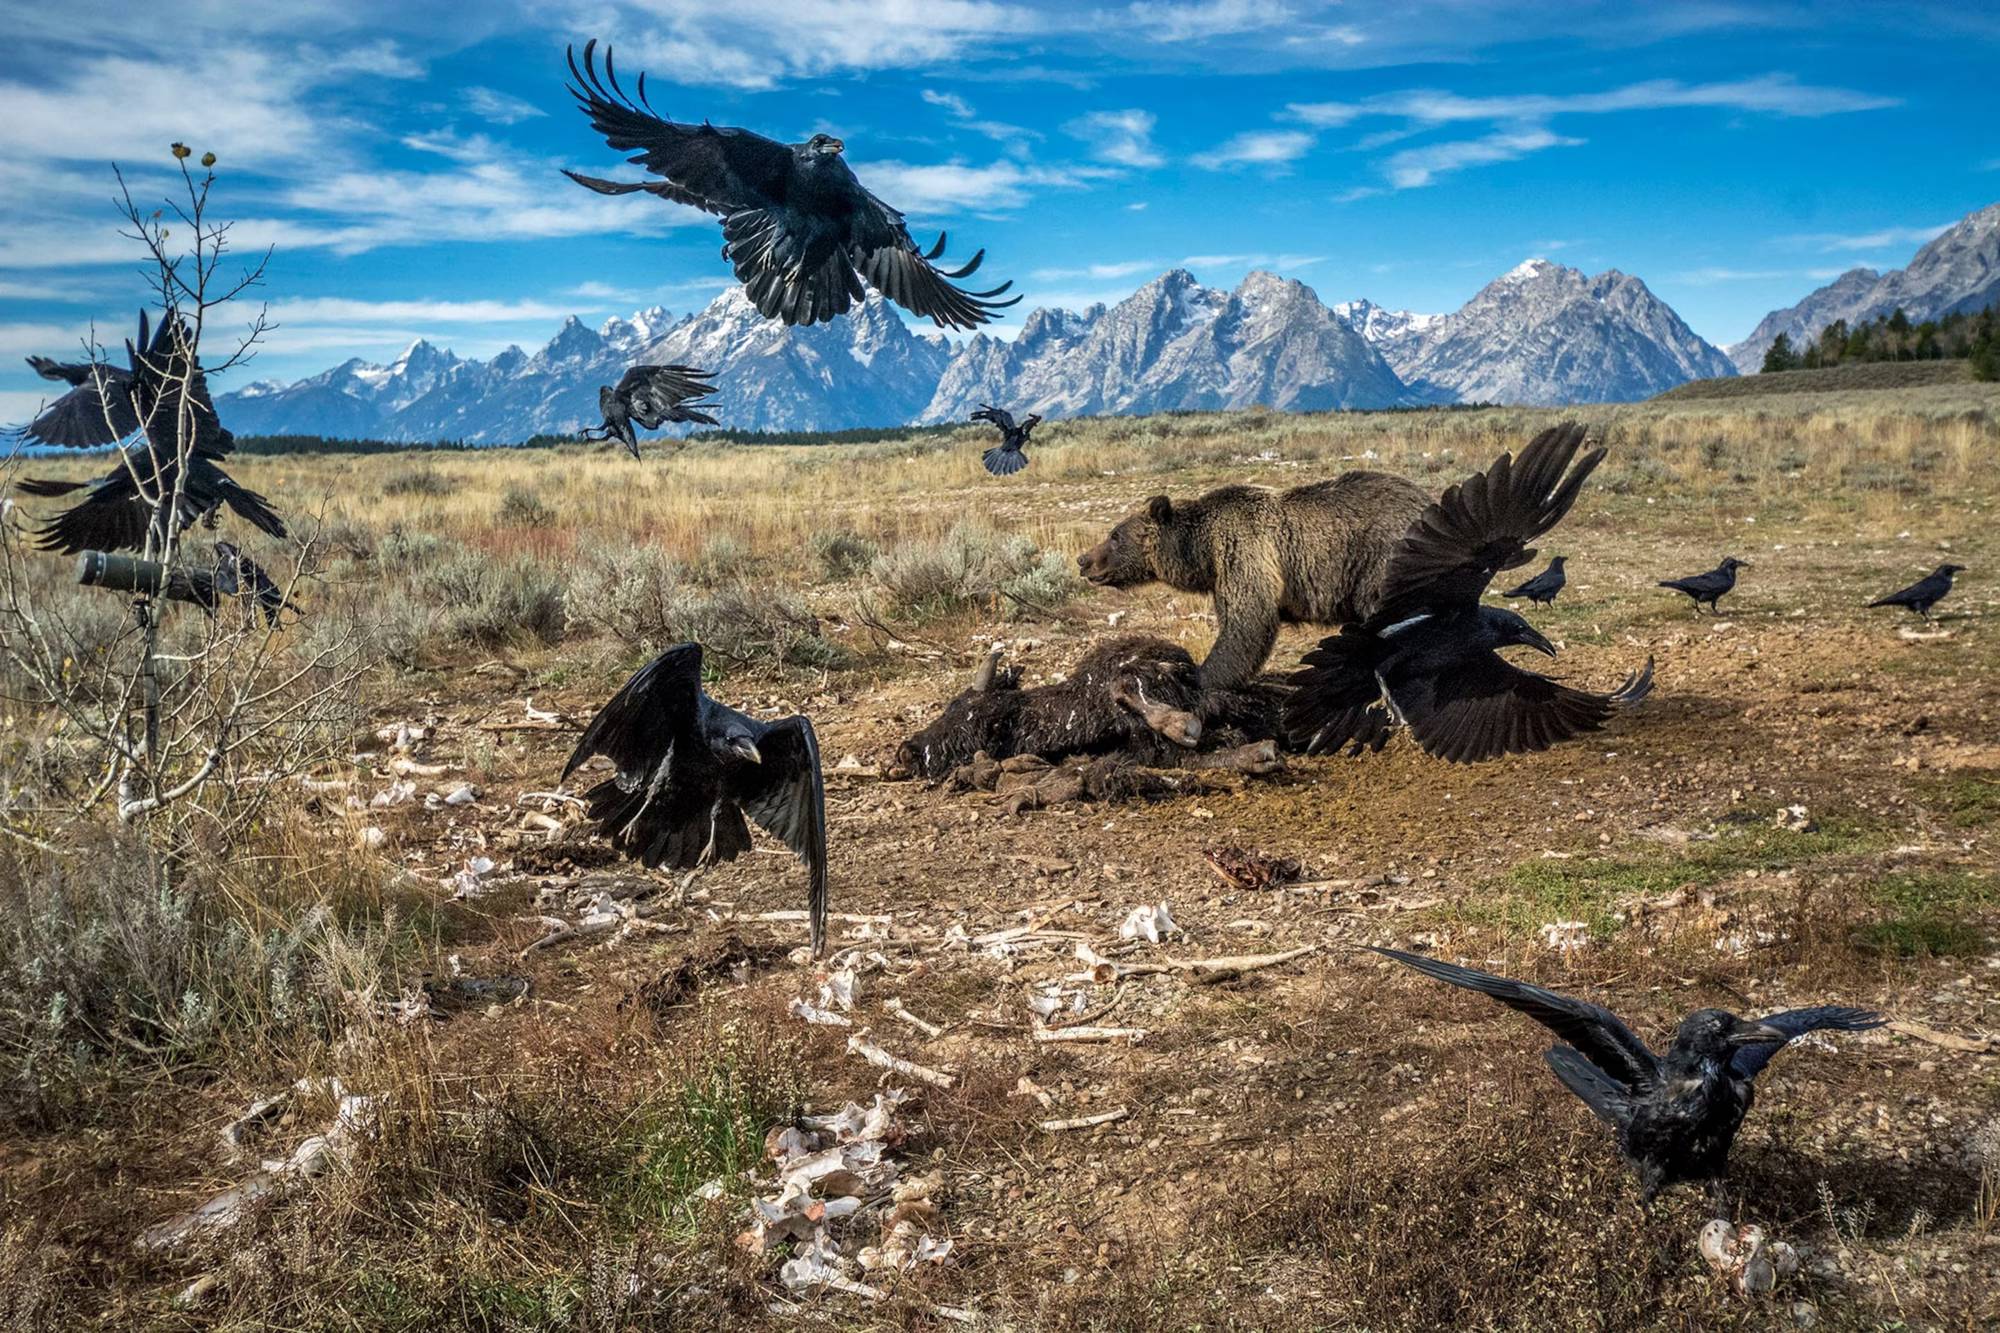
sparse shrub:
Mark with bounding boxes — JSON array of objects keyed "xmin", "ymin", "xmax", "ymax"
[
  {"xmin": 496, "ymin": 483, "xmax": 555, "ymax": 527},
  {"xmin": 381, "ymin": 465, "xmax": 454, "ymax": 498},
  {"xmin": 871, "ymin": 522, "xmax": 1071, "ymax": 620},
  {"xmin": 694, "ymin": 532, "xmax": 756, "ymax": 584},
  {"xmin": 810, "ymin": 528, "xmax": 879, "ymax": 581},
  {"xmin": 422, "ymin": 549, "xmax": 568, "ymax": 647},
  {"xmin": 569, "ymin": 543, "xmax": 691, "ymax": 649},
  {"xmin": 999, "ymin": 549, "xmax": 1087, "ymax": 619},
  {"xmin": 376, "ymin": 526, "xmax": 454, "ymax": 572},
  {"xmin": 569, "ymin": 542, "xmax": 842, "ymax": 668}
]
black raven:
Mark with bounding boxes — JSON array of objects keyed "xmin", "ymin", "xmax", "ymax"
[
  {"xmin": 586, "ymin": 364, "xmax": 720, "ymax": 458},
  {"xmin": 562, "ymin": 41, "xmax": 1019, "ymax": 331},
  {"xmin": 1658, "ymin": 557, "xmax": 1747, "ymax": 614},
  {"xmin": 1369, "ymin": 946, "xmax": 1884, "ymax": 1201},
  {"xmin": 12, "ymin": 311, "xmax": 286, "ymax": 555},
  {"xmin": 1284, "ymin": 423, "xmax": 1652, "ymax": 764},
  {"xmin": 1868, "ymin": 563, "xmax": 1963, "ymax": 621},
  {"xmin": 1501, "ymin": 555, "xmax": 1566, "ymax": 605},
  {"xmin": 562, "ymin": 643, "xmax": 828, "ymax": 956},
  {"xmin": 969, "ymin": 404, "xmax": 1041, "ymax": 477},
  {"xmin": 213, "ymin": 540, "xmax": 297, "ymax": 626}
]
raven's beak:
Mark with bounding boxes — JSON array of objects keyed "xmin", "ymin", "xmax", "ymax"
[
  {"xmin": 827, "ymin": 137, "xmax": 846, "ymax": 154},
  {"xmin": 1520, "ymin": 626, "xmax": 1558, "ymax": 658},
  {"xmin": 729, "ymin": 737, "xmax": 763, "ymax": 764},
  {"xmin": 1727, "ymin": 1020, "xmax": 1789, "ymax": 1048}
]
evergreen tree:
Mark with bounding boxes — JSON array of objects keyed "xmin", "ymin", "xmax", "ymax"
[{"xmin": 1760, "ymin": 332, "xmax": 1799, "ymax": 373}]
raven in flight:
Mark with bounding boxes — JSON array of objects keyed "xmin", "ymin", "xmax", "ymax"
[
  {"xmin": 12, "ymin": 311, "xmax": 286, "ymax": 555},
  {"xmin": 1868, "ymin": 563, "xmax": 1963, "ymax": 621},
  {"xmin": 1659, "ymin": 557, "xmax": 1747, "ymax": 614},
  {"xmin": 587, "ymin": 364, "xmax": 720, "ymax": 457},
  {"xmin": 1284, "ymin": 423, "xmax": 1651, "ymax": 763},
  {"xmin": 562, "ymin": 41, "xmax": 1019, "ymax": 330},
  {"xmin": 562, "ymin": 643, "xmax": 829, "ymax": 956},
  {"xmin": 1501, "ymin": 555, "xmax": 1566, "ymax": 605},
  {"xmin": 970, "ymin": 404, "xmax": 1041, "ymax": 477},
  {"xmin": 1369, "ymin": 946, "xmax": 1884, "ymax": 1201}
]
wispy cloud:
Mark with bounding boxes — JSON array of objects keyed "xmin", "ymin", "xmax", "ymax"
[
  {"xmin": 1382, "ymin": 127, "xmax": 1582, "ymax": 189},
  {"xmin": 1064, "ymin": 109, "xmax": 1164, "ymax": 168},
  {"xmin": 1287, "ymin": 75, "xmax": 1899, "ymax": 129},
  {"xmin": 1126, "ymin": 0, "xmax": 1296, "ymax": 41},
  {"xmin": 1785, "ymin": 222, "xmax": 1953, "ymax": 251},
  {"xmin": 923, "ymin": 88, "xmax": 1041, "ymax": 146},
  {"xmin": 1192, "ymin": 129, "xmax": 1315, "ymax": 170},
  {"xmin": 464, "ymin": 86, "xmax": 546, "ymax": 124},
  {"xmin": 261, "ymin": 297, "xmax": 577, "ymax": 325},
  {"xmin": 1181, "ymin": 251, "xmax": 1324, "ymax": 269},
  {"xmin": 856, "ymin": 158, "xmax": 1096, "ymax": 214},
  {"xmin": 1031, "ymin": 259, "xmax": 1161, "ymax": 281}
]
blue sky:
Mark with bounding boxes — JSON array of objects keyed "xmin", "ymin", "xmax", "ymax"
[{"xmin": 3, "ymin": 1, "xmax": 1996, "ymax": 421}]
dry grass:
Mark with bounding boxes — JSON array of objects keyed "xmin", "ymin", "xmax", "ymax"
[{"xmin": 3, "ymin": 391, "xmax": 1997, "ymax": 1330}]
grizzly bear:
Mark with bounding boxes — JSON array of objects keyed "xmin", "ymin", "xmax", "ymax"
[{"xmin": 1075, "ymin": 471, "xmax": 1430, "ymax": 692}]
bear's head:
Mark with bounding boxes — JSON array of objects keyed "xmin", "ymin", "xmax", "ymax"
[{"xmin": 1076, "ymin": 495, "xmax": 1172, "ymax": 587}]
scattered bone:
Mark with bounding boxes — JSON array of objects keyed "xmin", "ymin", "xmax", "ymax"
[
  {"xmin": 524, "ymin": 697, "xmax": 562, "ymax": 725},
  {"xmin": 885, "ymin": 998, "xmax": 944, "ymax": 1038},
  {"xmin": 389, "ymin": 756, "xmax": 449, "ymax": 779},
  {"xmin": 846, "ymin": 1032, "xmax": 955, "ymax": 1088},
  {"xmin": 790, "ymin": 999, "xmax": 855, "ymax": 1027},
  {"xmin": 376, "ymin": 722, "xmax": 428, "ymax": 752},
  {"xmin": 1699, "ymin": 1219, "xmax": 1800, "ymax": 1297},
  {"xmin": 515, "ymin": 790, "xmax": 586, "ymax": 809},
  {"xmin": 1032, "ymin": 1024, "xmax": 1148, "ymax": 1044},
  {"xmin": 1772, "ymin": 804, "xmax": 1816, "ymax": 833},
  {"xmin": 369, "ymin": 779, "xmax": 416, "ymax": 809},
  {"xmin": 356, "ymin": 826, "xmax": 387, "ymax": 850},
  {"xmin": 1538, "ymin": 920, "xmax": 1591, "ymax": 955},
  {"xmin": 1119, "ymin": 901, "xmax": 1180, "ymax": 944},
  {"xmin": 1039, "ymin": 1106, "xmax": 1130, "ymax": 1133},
  {"xmin": 1888, "ymin": 1020, "xmax": 1993, "ymax": 1054}
]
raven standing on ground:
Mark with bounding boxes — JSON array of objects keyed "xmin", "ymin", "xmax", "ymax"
[
  {"xmin": 12, "ymin": 311, "xmax": 286, "ymax": 555},
  {"xmin": 586, "ymin": 364, "xmax": 720, "ymax": 458},
  {"xmin": 970, "ymin": 404, "xmax": 1041, "ymax": 476},
  {"xmin": 1501, "ymin": 554, "xmax": 1567, "ymax": 605},
  {"xmin": 1368, "ymin": 946, "xmax": 1884, "ymax": 1202},
  {"xmin": 1868, "ymin": 563, "xmax": 1963, "ymax": 621},
  {"xmin": 562, "ymin": 643, "xmax": 828, "ymax": 956},
  {"xmin": 1659, "ymin": 557, "xmax": 1747, "ymax": 614},
  {"xmin": 562, "ymin": 41, "xmax": 1019, "ymax": 331},
  {"xmin": 1284, "ymin": 423, "xmax": 1652, "ymax": 764}
]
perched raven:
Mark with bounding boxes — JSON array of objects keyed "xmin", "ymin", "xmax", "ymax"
[
  {"xmin": 1659, "ymin": 557, "xmax": 1747, "ymax": 614},
  {"xmin": 1369, "ymin": 946, "xmax": 1884, "ymax": 1201},
  {"xmin": 969, "ymin": 405, "xmax": 1041, "ymax": 477},
  {"xmin": 1284, "ymin": 423, "xmax": 1652, "ymax": 764},
  {"xmin": 587, "ymin": 364, "xmax": 720, "ymax": 457},
  {"xmin": 562, "ymin": 42, "xmax": 1018, "ymax": 331},
  {"xmin": 1501, "ymin": 555, "xmax": 1566, "ymax": 605},
  {"xmin": 12, "ymin": 311, "xmax": 285, "ymax": 555},
  {"xmin": 213, "ymin": 540, "xmax": 297, "ymax": 626},
  {"xmin": 1868, "ymin": 563, "xmax": 1963, "ymax": 621},
  {"xmin": 562, "ymin": 643, "xmax": 828, "ymax": 956}
]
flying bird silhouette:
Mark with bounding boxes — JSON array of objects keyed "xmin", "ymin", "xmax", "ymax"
[
  {"xmin": 12, "ymin": 311, "xmax": 285, "ymax": 555},
  {"xmin": 969, "ymin": 404, "xmax": 1041, "ymax": 477},
  {"xmin": 586, "ymin": 364, "xmax": 720, "ymax": 457},
  {"xmin": 1658, "ymin": 557, "xmax": 1747, "ymax": 614},
  {"xmin": 1368, "ymin": 946, "xmax": 1884, "ymax": 1201},
  {"xmin": 562, "ymin": 643, "xmax": 828, "ymax": 956},
  {"xmin": 1868, "ymin": 563, "xmax": 1963, "ymax": 621},
  {"xmin": 562, "ymin": 41, "xmax": 1019, "ymax": 331},
  {"xmin": 1284, "ymin": 423, "xmax": 1652, "ymax": 763},
  {"xmin": 1501, "ymin": 555, "xmax": 1567, "ymax": 605}
]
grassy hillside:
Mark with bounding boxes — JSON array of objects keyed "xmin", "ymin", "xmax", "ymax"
[{"xmin": 1656, "ymin": 359, "xmax": 1979, "ymax": 401}]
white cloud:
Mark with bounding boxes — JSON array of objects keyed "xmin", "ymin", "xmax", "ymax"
[
  {"xmin": 1126, "ymin": 0, "xmax": 1295, "ymax": 41},
  {"xmin": 856, "ymin": 158, "xmax": 1092, "ymax": 214},
  {"xmin": 1064, "ymin": 110, "xmax": 1164, "ymax": 168},
  {"xmin": 1181, "ymin": 251, "xmax": 1323, "ymax": 269},
  {"xmin": 1287, "ymin": 75, "xmax": 1898, "ymax": 128},
  {"xmin": 1382, "ymin": 127, "xmax": 1582, "ymax": 189},
  {"xmin": 1786, "ymin": 223, "xmax": 1953, "ymax": 251},
  {"xmin": 261, "ymin": 297, "xmax": 577, "ymax": 325},
  {"xmin": 923, "ymin": 88, "xmax": 1041, "ymax": 145},
  {"xmin": 0, "ymin": 390, "xmax": 56, "ymax": 426},
  {"xmin": 1031, "ymin": 259, "xmax": 1161, "ymax": 281},
  {"xmin": 1669, "ymin": 267, "xmax": 1803, "ymax": 285},
  {"xmin": 923, "ymin": 90, "xmax": 975, "ymax": 119},
  {"xmin": 0, "ymin": 322, "xmax": 101, "ymax": 361},
  {"xmin": 1192, "ymin": 129, "xmax": 1314, "ymax": 170},
  {"xmin": 464, "ymin": 86, "xmax": 547, "ymax": 124}
]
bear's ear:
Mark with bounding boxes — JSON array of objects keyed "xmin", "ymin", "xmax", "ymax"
[{"xmin": 1146, "ymin": 495, "xmax": 1173, "ymax": 524}]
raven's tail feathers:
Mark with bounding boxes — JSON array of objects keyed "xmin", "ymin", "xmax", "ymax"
[{"xmin": 982, "ymin": 445, "xmax": 1028, "ymax": 476}]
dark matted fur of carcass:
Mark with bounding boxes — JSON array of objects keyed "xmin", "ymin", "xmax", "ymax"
[{"xmin": 892, "ymin": 635, "xmax": 1288, "ymax": 781}]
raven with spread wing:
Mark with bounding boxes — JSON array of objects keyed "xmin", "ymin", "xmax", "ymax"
[
  {"xmin": 970, "ymin": 404, "xmax": 1041, "ymax": 477},
  {"xmin": 1370, "ymin": 946, "xmax": 1884, "ymax": 1200},
  {"xmin": 562, "ymin": 41, "xmax": 1019, "ymax": 331},
  {"xmin": 1284, "ymin": 423, "xmax": 1651, "ymax": 763},
  {"xmin": 12, "ymin": 311, "xmax": 286, "ymax": 555},
  {"xmin": 587, "ymin": 364, "xmax": 720, "ymax": 457},
  {"xmin": 561, "ymin": 643, "xmax": 828, "ymax": 956}
]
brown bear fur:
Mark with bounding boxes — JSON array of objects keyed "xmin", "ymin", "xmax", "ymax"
[{"xmin": 1074, "ymin": 470, "xmax": 1429, "ymax": 690}]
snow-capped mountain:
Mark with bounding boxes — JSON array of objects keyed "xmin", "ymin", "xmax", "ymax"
[
  {"xmin": 1728, "ymin": 202, "xmax": 2000, "ymax": 373},
  {"xmin": 1340, "ymin": 260, "xmax": 1736, "ymax": 404},
  {"xmin": 220, "ymin": 258, "xmax": 1736, "ymax": 441},
  {"xmin": 921, "ymin": 269, "xmax": 1408, "ymax": 420}
]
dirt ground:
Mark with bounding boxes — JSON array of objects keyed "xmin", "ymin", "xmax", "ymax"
[{"xmin": 6, "ymin": 431, "xmax": 1998, "ymax": 1330}]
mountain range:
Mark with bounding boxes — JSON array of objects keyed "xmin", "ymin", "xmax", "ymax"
[
  {"xmin": 215, "ymin": 202, "xmax": 1996, "ymax": 441},
  {"xmin": 1726, "ymin": 202, "xmax": 2000, "ymax": 373}
]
